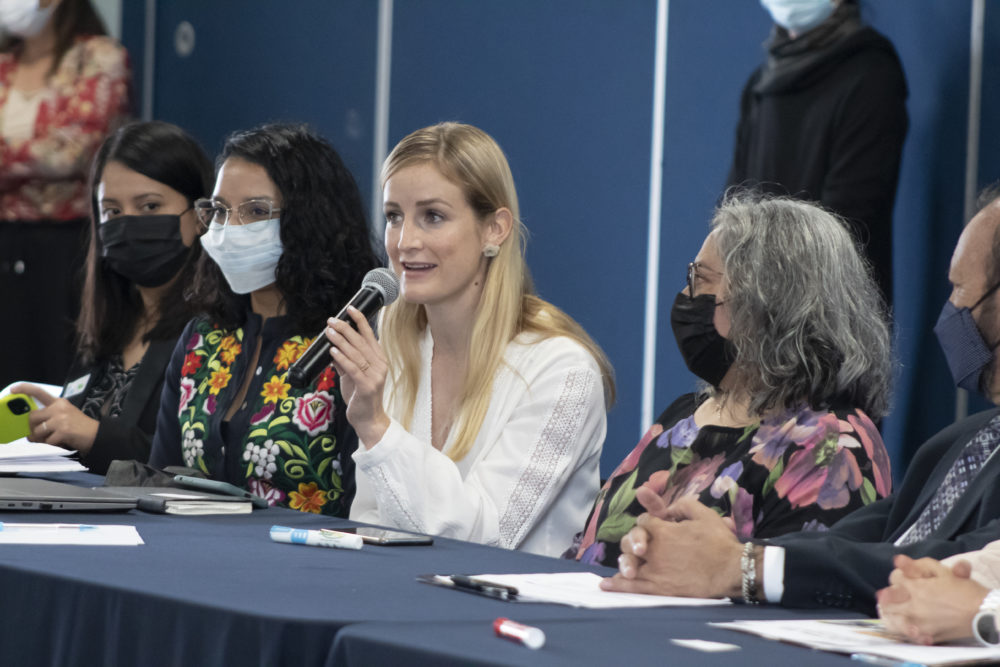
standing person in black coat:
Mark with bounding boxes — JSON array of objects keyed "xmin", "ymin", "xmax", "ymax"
[
  {"xmin": 12, "ymin": 121, "xmax": 212, "ymax": 474},
  {"xmin": 727, "ymin": 0, "xmax": 907, "ymax": 306}
]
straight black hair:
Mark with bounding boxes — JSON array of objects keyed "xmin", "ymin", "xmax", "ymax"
[{"xmin": 77, "ymin": 120, "xmax": 213, "ymax": 364}]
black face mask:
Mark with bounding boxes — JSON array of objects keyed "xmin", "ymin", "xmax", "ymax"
[
  {"xmin": 99, "ymin": 214, "xmax": 190, "ymax": 287},
  {"xmin": 670, "ymin": 291, "xmax": 736, "ymax": 388}
]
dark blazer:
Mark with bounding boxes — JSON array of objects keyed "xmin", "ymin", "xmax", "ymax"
[
  {"xmin": 64, "ymin": 339, "xmax": 176, "ymax": 474},
  {"xmin": 769, "ymin": 407, "xmax": 1000, "ymax": 615}
]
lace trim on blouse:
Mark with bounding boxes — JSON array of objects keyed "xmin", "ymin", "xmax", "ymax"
[{"xmin": 498, "ymin": 367, "xmax": 596, "ymax": 548}]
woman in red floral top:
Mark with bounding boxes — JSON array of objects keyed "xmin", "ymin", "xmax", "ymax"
[
  {"xmin": 149, "ymin": 124, "xmax": 380, "ymax": 517},
  {"xmin": 0, "ymin": 0, "xmax": 130, "ymax": 386}
]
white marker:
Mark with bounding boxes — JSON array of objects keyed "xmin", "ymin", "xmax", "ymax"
[{"xmin": 269, "ymin": 525, "xmax": 363, "ymax": 550}]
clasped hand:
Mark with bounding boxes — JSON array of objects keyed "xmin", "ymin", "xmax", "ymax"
[
  {"xmin": 599, "ymin": 488, "xmax": 744, "ymax": 599},
  {"xmin": 877, "ymin": 554, "xmax": 989, "ymax": 644},
  {"xmin": 325, "ymin": 306, "xmax": 391, "ymax": 447}
]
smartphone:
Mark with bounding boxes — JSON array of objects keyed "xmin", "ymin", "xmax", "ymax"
[
  {"xmin": 172, "ymin": 474, "xmax": 270, "ymax": 509},
  {"xmin": 346, "ymin": 526, "xmax": 434, "ymax": 546},
  {"xmin": 0, "ymin": 394, "xmax": 37, "ymax": 444}
]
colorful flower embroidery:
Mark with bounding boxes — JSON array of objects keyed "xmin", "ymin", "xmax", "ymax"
[
  {"xmin": 178, "ymin": 378, "xmax": 195, "ymax": 416},
  {"xmin": 207, "ymin": 367, "xmax": 232, "ymax": 395},
  {"xmin": 186, "ymin": 333, "xmax": 203, "ymax": 351},
  {"xmin": 248, "ymin": 478, "xmax": 285, "ymax": 506},
  {"xmin": 288, "ymin": 482, "xmax": 328, "ymax": 514},
  {"xmin": 244, "ymin": 439, "xmax": 280, "ymax": 479},
  {"xmin": 219, "ymin": 342, "xmax": 242, "ymax": 365},
  {"xmin": 175, "ymin": 321, "xmax": 349, "ymax": 517},
  {"xmin": 182, "ymin": 429, "xmax": 204, "ymax": 467},
  {"xmin": 260, "ymin": 375, "xmax": 291, "ymax": 404},
  {"xmin": 316, "ymin": 366, "xmax": 337, "ymax": 393},
  {"xmin": 292, "ymin": 391, "xmax": 335, "ymax": 436},
  {"xmin": 251, "ymin": 403, "xmax": 275, "ymax": 426},
  {"xmin": 181, "ymin": 352, "xmax": 202, "ymax": 377},
  {"xmin": 273, "ymin": 341, "xmax": 302, "ymax": 371}
]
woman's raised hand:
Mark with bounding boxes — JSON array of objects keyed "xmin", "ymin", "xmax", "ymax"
[{"xmin": 325, "ymin": 306, "xmax": 391, "ymax": 448}]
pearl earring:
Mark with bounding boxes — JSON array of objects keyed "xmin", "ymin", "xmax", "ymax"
[{"xmin": 483, "ymin": 244, "xmax": 500, "ymax": 258}]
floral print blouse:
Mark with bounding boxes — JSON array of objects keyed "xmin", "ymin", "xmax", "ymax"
[
  {"xmin": 570, "ymin": 393, "xmax": 892, "ymax": 567},
  {"xmin": 149, "ymin": 313, "xmax": 357, "ymax": 517},
  {"xmin": 0, "ymin": 36, "xmax": 131, "ymax": 221}
]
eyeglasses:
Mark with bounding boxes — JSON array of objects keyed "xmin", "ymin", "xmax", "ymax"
[
  {"xmin": 687, "ymin": 261, "xmax": 725, "ymax": 305},
  {"xmin": 194, "ymin": 197, "xmax": 281, "ymax": 228}
]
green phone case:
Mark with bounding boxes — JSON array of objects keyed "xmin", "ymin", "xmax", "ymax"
[{"xmin": 0, "ymin": 394, "xmax": 36, "ymax": 444}]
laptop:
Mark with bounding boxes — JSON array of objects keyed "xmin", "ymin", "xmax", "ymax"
[{"xmin": 0, "ymin": 478, "xmax": 137, "ymax": 511}]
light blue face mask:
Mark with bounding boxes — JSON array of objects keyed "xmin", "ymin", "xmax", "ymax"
[
  {"xmin": 200, "ymin": 217, "xmax": 283, "ymax": 294},
  {"xmin": 760, "ymin": 0, "xmax": 836, "ymax": 34}
]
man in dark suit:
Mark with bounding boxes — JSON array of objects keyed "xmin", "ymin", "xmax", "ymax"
[{"xmin": 601, "ymin": 193, "xmax": 1000, "ymax": 615}]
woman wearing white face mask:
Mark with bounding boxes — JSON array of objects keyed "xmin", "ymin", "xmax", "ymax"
[
  {"xmin": 727, "ymin": 0, "xmax": 907, "ymax": 308},
  {"xmin": 0, "ymin": 0, "xmax": 130, "ymax": 388},
  {"xmin": 148, "ymin": 124, "xmax": 380, "ymax": 517}
]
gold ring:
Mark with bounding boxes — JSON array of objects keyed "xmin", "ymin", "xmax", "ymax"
[{"xmin": 359, "ymin": 362, "xmax": 371, "ymax": 373}]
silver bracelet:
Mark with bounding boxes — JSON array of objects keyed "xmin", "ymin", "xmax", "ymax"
[
  {"xmin": 741, "ymin": 541, "xmax": 759, "ymax": 605},
  {"xmin": 974, "ymin": 589, "xmax": 1000, "ymax": 646}
]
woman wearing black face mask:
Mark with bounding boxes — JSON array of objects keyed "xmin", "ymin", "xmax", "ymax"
[
  {"xmin": 11, "ymin": 121, "xmax": 212, "ymax": 473},
  {"xmin": 568, "ymin": 194, "xmax": 894, "ymax": 569}
]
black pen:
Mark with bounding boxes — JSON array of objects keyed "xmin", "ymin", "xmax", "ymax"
[{"xmin": 449, "ymin": 575, "xmax": 519, "ymax": 601}]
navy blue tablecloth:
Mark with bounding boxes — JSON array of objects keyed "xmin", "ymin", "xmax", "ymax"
[
  {"xmin": 328, "ymin": 615, "xmax": 861, "ymax": 667},
  {"xmin": 0, "ymin": 502, "xmax": 660, "ymax": 667},
  {"xmin": 0, "ymin": 473, "xmax": 864, "ymax": 666}
]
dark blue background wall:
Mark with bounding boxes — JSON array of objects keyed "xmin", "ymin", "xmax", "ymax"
[{"xmin": 122, "ymin": 1, "xmax": 991, "ymax": 482}]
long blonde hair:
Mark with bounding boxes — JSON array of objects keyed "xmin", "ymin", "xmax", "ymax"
[{"xmin": 380, "ymin": 122, "xmax": 615, "ymax": 461}]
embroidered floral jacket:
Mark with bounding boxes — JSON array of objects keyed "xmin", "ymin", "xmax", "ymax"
[{"xmin": 150, "ymin": 313, "xmax": 357, "ymax": 517}]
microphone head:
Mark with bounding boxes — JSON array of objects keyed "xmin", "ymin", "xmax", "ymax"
[{"xmin": 363, "ymin": 267, "xmax": 400, "ymax": 306}]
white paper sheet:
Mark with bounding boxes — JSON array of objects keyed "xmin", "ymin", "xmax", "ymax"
[
  {"xmin": 0, "ymin": 442, "xmax": 78, "ymax": 459},
  {"xmin": 0, "ymin": 523, "xmax": 143, "ymax": 545},
  {"xmin": 445, "ymin": 572, "xmax": 731, "ymax": 608},
  {"xmin": 0, "ymin": 440, "xmax": 87, "ymax": 472},
  {"xmin": 714, "ymin": 619, "xmax": 1000, "ymax": 665}
]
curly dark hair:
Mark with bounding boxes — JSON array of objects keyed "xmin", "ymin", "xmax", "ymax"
[
  {"xmin": 189, "ymin": 123, "xmax": 379, "ymax": 332},
  {"xmin": 77, "ymin": 120, "xmax": 213, "ymax": 365}
]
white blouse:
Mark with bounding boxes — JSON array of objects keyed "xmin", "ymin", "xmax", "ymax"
[{"xmin": 350, "ymin": 328, "xmax": 606, "ymax": 557}]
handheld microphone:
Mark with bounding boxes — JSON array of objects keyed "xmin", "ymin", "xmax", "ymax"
[{"xmin": 287, "ymin": 267, "xmax": 400, "ymax": 389}]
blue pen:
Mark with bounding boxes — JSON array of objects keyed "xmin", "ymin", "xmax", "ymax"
[
  {"xmin": 850, "ymin": 653, "xmax": 926, "ymax": 667},
  {"xmin": 0, "ymin": 522, "xmax": 97, "ymax": 531}
]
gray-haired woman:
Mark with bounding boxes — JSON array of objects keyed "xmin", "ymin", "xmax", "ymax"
[{"xmin": 570, "ymin": 194, "xmax": 893, "ymax": 567}]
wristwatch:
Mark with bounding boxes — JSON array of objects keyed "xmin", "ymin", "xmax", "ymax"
[{"xmin": 973, "ymin": 589, "xmax": 1000, "ymax": 646}]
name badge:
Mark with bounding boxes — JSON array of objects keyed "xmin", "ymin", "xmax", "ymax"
[{"xmin": 64, "ymin": 374, "xmax": 90, "ymax": 397}]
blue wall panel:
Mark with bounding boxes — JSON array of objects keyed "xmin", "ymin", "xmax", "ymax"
[
  {"xmin": 653, "ymin": 0, "xmax": 770, "ymax": 421},
  {"xmin": 388, "ymin": 0, "xmax": 656, "ymax": 474},
  {"xmin": 875, "ymin": 2, "xmax": 975, "ymax": 477},
  {"xmin": 150, "ymin": 1, "xmax": 378, "ymax": 205}
]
